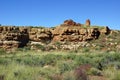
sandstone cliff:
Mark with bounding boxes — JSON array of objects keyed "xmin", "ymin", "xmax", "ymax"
[{"xmin": 0, "ymin": 19, "xmax": 111, "ymax": 50}]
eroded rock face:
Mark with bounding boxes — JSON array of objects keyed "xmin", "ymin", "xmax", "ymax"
[
  {"xmin": 0, "ymin": 41, "xmax": 20, "ymax": 50},
  {"xmin": 52, "ymin": 27, "xmax": 100, "ymax": 42},
  {"xmin": 52, "ymin": 20, "xmax": 111, "ymax": 43},
  {"xmin": 0, "ymin": 26, "xmax": 29, "ymax": 49},
  {"xmin": 0, "ymin": 19, "xmax": 111, "ymax": 50},
  {"xmin": 29, "ymin": 28, "xmax": 52, "ymax": 43}
]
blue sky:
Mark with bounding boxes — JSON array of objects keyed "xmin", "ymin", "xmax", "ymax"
[{"xmin": 0, "ymin": 0, "xmax": 120, "ymax": 30}]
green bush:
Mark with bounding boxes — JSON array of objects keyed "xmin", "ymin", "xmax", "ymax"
[
  {"xmin": 24, "ymin": 56, "xmax": 45, "ymax": 66},
  {"xmin": 54, "ymin": 42, "xmax": 62, "ymax": 49},
  {"xmin": 112, "ymin": 71, "xmax": 120, "ymax": 80},
  {"xmin": 0, "ymin": 74, "xmax": 4, "ymax": 80},
  {"xmin": 0, "ymin": 58, "xmax": 11, "ymax": 65},
  {"xmin": 63, "ymin": 71, "xmax": 76, "ymax": 80},
  {"xmin": 58, "ymin": 61, "xmax": 75, "ymax": 74},
  {"xmin": 42, "ymin": 54, "xmax": 63, "ymax": 66},
  {"xmin": 14, "ymin": 55, "xmax": 45, "ymax": 66},
  {"xmin": 46, "ymin": 45, "xmax": 55, "ymax": 51},
  {"xmin": 34, "ymin": 44, "xmax": 46, "ymax": 51},
  {"xmin": 0, "ymin": 49, "xmax": 6, "ymax": 55},
  {"xmin": 0, "ymin": 50, "xmax": 120, "ymax": 80},
  {"xmin": 64, "ymin": 53, "xmax": 76, "ymax": 60},
  {"xmin": 49, "ymin": 74, "xmax": 62, "ymax": 80},
  {"xmin": 88, "ymin": 68, "xmax": 102, "ymax": 76},
  {"xmin": 82, "ymin": 48, "xmax": 90, "ymax": 53},
  {"xmin": 75, "ymin": 55, "xmax": 92, "ymax": 65}
]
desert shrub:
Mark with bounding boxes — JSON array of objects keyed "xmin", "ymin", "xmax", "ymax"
[
  {"xmin": 46, "ymin": 45, "xmax": 55, "ymax": 51},
  {"xmin": 38, "ymin": 67, "xmax": 58, "ymax": 79},
  {"xmin": 75, "ymin": 55, "xmax": 92, "ymax": 65},
  {"xmin": 10, "ymin": 65, "xmax": 39, "ymax": 80},
  {"xmin": 14, "ymin": 54, "xmax": 63, "ymax": 67},
  {"xmin": 23, "ymin": 46, "xmax": 31, "ymax": 51},
  {"xmin": 97, "ymin": 53, "xmax": 120, "ymax": 70},
  {"xmin": 42, "ymin": 54, "xmax": 58, "ymax": 66},
  {"xmin": 112, "ymin": 53, "xmax": 120, "ymax": 61},
  {"xmin": 22, "ymin": 56, "xmax": 40, "ymax": 66},
  {"xmin": 74, "ymin": 53, "xmax": 111, "ymax": 70},
  {"xmin": 82, "ymin": 48, "xmax": 90, "ymax": 53},
  {"xmin": 1, "ymin": 50, "xmax": 120, "ymax": 80},
  {"xmin": 74, "ymin": 65, "xmax": 90, "ymax": 80},
  {"xmin": 21, "ymin": 57, "xmax": 35, "ymax": 65},
  {"xmin": 63, "ymin": 71, "xmax": 76, "ymax": 80},
  {"xmin": 49, "ymin": 74, "xmax": 62, "ymax": 80},
  {"xmin": 32, "ymin": 57, "xmax": 46, "ymax": 66},
  {"xmin": 58, "ymin": 61, "xmax": 74, "ymax": 74},
  {"xmin": 0, "ymin": 58, "xmax": 11, "ymax": 65},
  {"xmin": 34, "ymin": 44, "xmax": 46, "ymax": 51},
  {"xmin": 0, "ymin": 74, "xmax": 4, "ymax": 80},
  {"xmin": 88, "ymin": 68, "xmax": 102, "ymax": 76},
  {"xmin": 69, "ymin": 50, "xmax": 78, "ymax": 53},
  {"xmin": 54, "ymin": 41, "xmax": 62, "ymax": 49},
  {"xmin": 0, "ymin": 49, "xmax": 6, "ymax": 55},
  {"xmin": 103, "ymin": 68, "xmax": 120, "ymax": 80},
  {"xmin": 15, "ymin": 56, "xmax": 45, "ymax": 66},
  {"xmin": 17, "ymin": 47, "xmax": 30, "ymax": 52},
  {"xmin": 113, "ymin": 62, "xmax": 120, "ymax": 70},
  {"xmin": 111, "ymin": 71, "xmax": 120, "ymax": 80},
  {"xmin": 16, "ymin": 48, "xmax": 24, "ymax": 51},
  {"xmin": 64, "ymin": 53, "xmax": 76, "ymax": 60}
]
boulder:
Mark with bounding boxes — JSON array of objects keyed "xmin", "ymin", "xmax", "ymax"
[
  {"xmin": 19, "ymin": 27, "xmax": 28, "ymax": 33},
  {"xmin": 100, "ymin": 26, "xmax": 111, "ymax": 35},
  {"xmin": 61, "ymin": 19, "xmax": 81, "ymax": 26},
  {"xmin": 2, "ymin": 41, "xmax": 19, "ymax": 49},
  {"xmin": 79, "ymin": 28, "xmax": 88, "ymax": 35},
  {"xmin": 29, "ymin": 28, "xmax": 52, "ymax": 43}
]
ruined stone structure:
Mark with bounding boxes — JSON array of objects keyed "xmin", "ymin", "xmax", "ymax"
[
  {"xmin": 0, "ymin": 19, "xmax": 111, "ymax": 50},
  {"xmin": 85, "ymin": 19, "xmax": 91, "ymax": 26},
  {"xmin": 61, "ymin": 19, "xmax": 81, "ymax": 26}
]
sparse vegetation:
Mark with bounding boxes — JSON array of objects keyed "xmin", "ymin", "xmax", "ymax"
[
  {"xmin": 0, "ymin": 49, "xmax": 6, "ymax": 55},
  {"xmin": 0, "ymin": 24, "xmax": 120, "ymax": 80},
  {"xmin": 0, "ymin": 50, "xmax": 120, "ymax": 80}
]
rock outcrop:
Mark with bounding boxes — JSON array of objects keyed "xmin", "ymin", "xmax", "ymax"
[
  {"xmin": 0, "ymin": 26, "xmax": 29, "ymax": 49},
  {"xmin": 0, "ymin": 19, "xmax": 111, "ymax": 50},
  {"xmin": 29, "ymin": 28, "xmax": 52, "ymax": 43},
  {"xmin": 85, "ymin": 19, "xmax": 90, "ymax": 26},
  {"xmin": 52, "ymin": 26, "xmax": 100, "ymax": 42},
  {"xmin": 100, "ymin": 26, "xmax": 111, "ymax": 35},
  {"xmin": 52, "ymin": 19, "xmax": 101, "ymax": 42},
  {"xmin": 61, "ymin": 19, "xmax": 81, "ymax": 26}
]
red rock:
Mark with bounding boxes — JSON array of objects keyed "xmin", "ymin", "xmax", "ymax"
[{"xmin": 85, "ymin": 19, "xmax": 91, "ymax": 26}]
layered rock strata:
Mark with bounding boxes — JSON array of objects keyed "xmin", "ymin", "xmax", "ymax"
[{"xmin": 0, "ymin": 19, "xmax": 111, "ymax": 50}]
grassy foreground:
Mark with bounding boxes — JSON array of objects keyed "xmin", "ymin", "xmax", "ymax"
[{"xmin": 0, "ymin": 49, "xmax": 120, "ymax": 80}]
